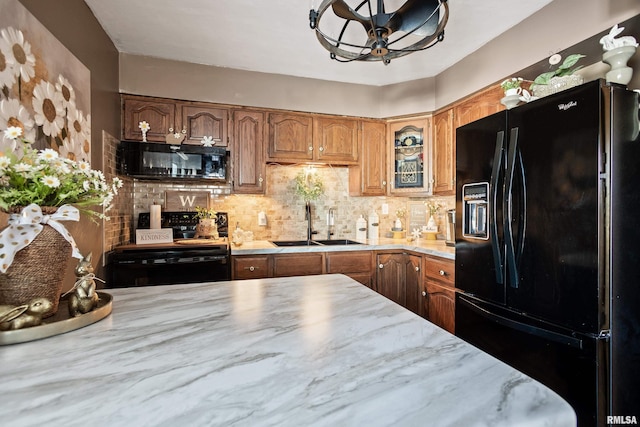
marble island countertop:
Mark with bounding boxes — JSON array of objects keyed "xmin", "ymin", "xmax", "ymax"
[
  {"xmin": 232, "ymin": 238, "xmax": 455, "ymax": 260},
  {"xmin": 1, "ymin": 274, "xmax": 574, "ymax": 426}
]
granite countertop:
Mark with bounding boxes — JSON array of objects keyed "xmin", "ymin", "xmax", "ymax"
[
  {"xmin": 1, "ymin": 274, "xmax": 574, "ymax": 426},
  {"xmin": 232, "ymin": 238, "xmax": 455, "ymax": 260}
]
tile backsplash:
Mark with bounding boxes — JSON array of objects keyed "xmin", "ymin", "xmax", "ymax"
[{"xmin": 129, "ymin": 164, "xmax": 454, "ymax": 242}]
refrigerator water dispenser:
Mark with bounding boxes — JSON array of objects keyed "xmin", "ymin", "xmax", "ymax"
[{"xmin": 462, "ymin": 182, "xmax": 489, "ymax": 240}]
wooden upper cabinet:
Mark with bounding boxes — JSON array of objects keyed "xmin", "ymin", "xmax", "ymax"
[
  {"xmin": 388, "ymin": 116, "xmax": 432, "ymax": 196},
  {"xmin": 454, "ymin": 84, "xmax": 505, "ymax": 129},
  {"xmin": 266, "ymin": 112, "xmax": 358, "ymax": 164},
  {"xmin": 313, "ymin": 116, "xmax": 358, "ymax": 164},
  {"xmin": 350, "ymin": 120, "xmax": 387, "ymax": 196},
  {"xmin": 432, "ymin": 108, "xmax": 455, "ymax": 195},
  {"xmin": 267, "ymin": 112, "xmax": 314, "ymax": 161},
  {"xmin": 181, "ymin": 103, "xmax": 228, "ymax": 146},
  {"xmin": 233, "ymin": 109, "xmax": 265, "ymax": 194},
  {"xmin": 122, "ymin": 95, "xmax": 177, "ymax": 142}
]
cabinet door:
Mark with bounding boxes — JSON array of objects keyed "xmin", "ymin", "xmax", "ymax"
[
  {"xmin": 122, "ymin": 96, "xmax": 177, "ymax": 142},
  {"xmin": 405, "ymin": 254, "xmax": 422, "ymax": 315},
  {"xmin": 181, "ymin": 103, "xmax": 228, "ymax": 146},
  {"xmin": 388, "ymin": 117, "xmax": 432, "ymax": 196},
  {"xmin": 232, "ymin": 255, "xmax": 271, "ymax": 280},
  {"xmin": 267, "ymin": 113, "xmax": 314, "ymax": 161},
  {"xmin": 233, "ymin": 110, "xmax": 265, "ymax": 194},
  {"xmin": 314, "ymin": 117, "xmax": 358, "ymax": 164},
  {"xmin": 454, "ymin": 84, "xmax": 505, "ymax": 129},
  {"xmin": 432, "ymin": 109, "xmax": 455, "ymax": 195},
  {"xmin": 350, "ymin": 120, "xmax": 387, "ymax": 196},
  {"xmin": 423, "ymin": 281, "xmax": 456, "ymax": 334},
  {"xmin": 375, "ymin": 253, "xmax": 406, "ymax": 306},
  {"xmin": 273, "ymin": 253, "xmax": 324, "ymax": 277}
]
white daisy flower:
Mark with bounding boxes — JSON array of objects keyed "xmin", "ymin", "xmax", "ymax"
[
  {"xmin": 201, "ymin": 136, "xmax": 215, "ymax": 147},
  {"xmin": 57, "ymin": 137, "xmax": 77, "ymax": 161},
  {"xmin": 0, "ymin": 155, "xmax": 11, "ymax": 168},
  {"xmin": 51, "ymin": 157, "xmax": 71, "ymax": 174},
  {"xmin": 66, "ymin": 106, "xmax": 87, "ymax": 145},
  {"xmin": 138, "ymin": 121, "xmax": 150, "ymax": 131},
  {"xmin": 55, "ymin": 74, "xmax": 76, "ymax": 110},
  {"xmin": 0, "ymin": 98, "xmax": 36, "ymax": 143},
  {"xmin": 32, "ymin": 80, "xmax": 65, "ymax": 137},
  {"xmin": 13, "ymin": 162, "xmax": 32, "ymax": 173},
  {"xmin": 77, "ymin": 160, "xmax": 91, "ymax": 173},
  {"xmin": 0, "ymin": 27, "xmax": 35, "ymax": 82},
  {"xmin": 82, "ymin": 180, "xmax": 91, "ymax": 191},
  {"xmin": 38, "ymin": 148, "xmax": 59, "ymax": 161},
  {"xmin": 0, "ymin": 32, "xmax": 16, "ymax": 89},
  {"xmin": 3, "ymin": 125, "xmax": 21, "ymax": 140},
  {"xmin": 41, "ymin": 175, "xmax": 61, "ymax": 188}
]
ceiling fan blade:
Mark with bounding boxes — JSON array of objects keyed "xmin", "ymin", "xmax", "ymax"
[
  {"xmin": 331, "ymin": 0, "xmax": 369, "ymax": 26},
  {"xmin": 386, "ymin": 0, "xmax": 441, "ymax": 36}
]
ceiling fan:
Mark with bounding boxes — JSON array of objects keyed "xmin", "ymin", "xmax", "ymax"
[{"xmin": 309, "ymin": 0, "xmax": 449, "ymax": 64}]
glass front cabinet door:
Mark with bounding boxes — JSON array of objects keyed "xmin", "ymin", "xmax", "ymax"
[{"xmin": 388, "ymin": 117, "xmax": 432, "ymax": 195}]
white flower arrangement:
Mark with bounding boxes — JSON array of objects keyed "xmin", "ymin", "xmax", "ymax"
[
  {"xmin": 0, "ymin": 126, "xmax": 122, "ymax": 220},
  {"xmin": 201, "ymin": 136, "xmax": 215, "ymax": 147}
]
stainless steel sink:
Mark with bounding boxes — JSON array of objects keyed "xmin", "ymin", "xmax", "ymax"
[
  {"xmin": 270, "ymin": 240, "xmax": 322, "ymax": 247},
  {"xmin": 314, "ymin": 239, "xmax": 362, "ymax": 245}
]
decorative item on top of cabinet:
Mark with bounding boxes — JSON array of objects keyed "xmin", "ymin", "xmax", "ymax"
[
  {"xmin": 122, "ymin": 95, "xmax": 177, "ymax": 143},
  {"xmin": 432, "ymin": 108, "xmax": 455, "ymax": 195},
  {"xmin": 388, "ymin": 117, "xmax": 432, "ymax": 196},
  {"xmin": 232, "ymin": 110, "xmax": 266, "ymax": 194},
  {"xmin": 181, "ymin": 103, "xmax": 229, "ymax": 147},
  {"xmin": 349, "ymin": 120, "xmax": 387, "ymax": 196},
  {"xmin": 453, "ymin": 84, "xmax": 505, "ymax": 129},
  {"xmin": 421, "ymin": 255, "xmax": 455, "ymax": 333}
]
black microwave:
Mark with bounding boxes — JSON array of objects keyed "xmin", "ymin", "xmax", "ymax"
[{"xmin": 117, "ymin": 141, "xmax": 227, "ymax": 180}]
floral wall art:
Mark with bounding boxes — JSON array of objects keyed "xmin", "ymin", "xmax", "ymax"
[{"xmin": 0, "ymin": 0, "xmax": 91, "ymax": 162}]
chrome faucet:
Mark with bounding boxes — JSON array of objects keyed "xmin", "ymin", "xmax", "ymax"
[{"xmin": 327, "ymin": 207, "xmax": 335, "ymax": 240}]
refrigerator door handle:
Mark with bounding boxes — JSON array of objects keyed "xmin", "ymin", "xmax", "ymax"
[
  {"xmin": 505, "ymin": 127, "xmax": 520, "ymax": 288},
  {"xmin": 490, "ymin": 131, "xmax": 505, "ymax": 284},
  {"xmin": 460, "ymin": 296, "xmax": 584, "ymax": 349},
  {"xmin": 515, "ymin": 147, "xmax": 527, "ymax": 265}
]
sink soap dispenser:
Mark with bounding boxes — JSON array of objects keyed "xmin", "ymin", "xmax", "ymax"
[
  {"xmin": 356, "ymin": 215, "xmax": 367, "ymax": 242},
  {"xmin": 368, "ymin": 211, "xmax": 379, "ymax": 241}
]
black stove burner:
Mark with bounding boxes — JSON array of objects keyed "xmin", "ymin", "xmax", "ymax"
[{"xmin": 138, "ymin": 211, "xmax": 229, "ymax": 239}]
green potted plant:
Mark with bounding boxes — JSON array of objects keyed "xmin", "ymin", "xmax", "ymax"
[
  {"xmin": 531, "ymin": 54, "xmax": 586, "ymax": 97},
  {"xmin": 500, "ymin": 77, "xmax": 524, "ymax": 96}
]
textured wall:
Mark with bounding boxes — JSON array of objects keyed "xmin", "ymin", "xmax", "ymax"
[{"xmin": 130, "ymin": 166, "xmax": 454, "ymax": 243}]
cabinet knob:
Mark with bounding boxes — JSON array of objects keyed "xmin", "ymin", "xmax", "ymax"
[
  {"xmin": 439, "ymin": 269, "xmax": 446, "ymax": 276},
  {"xmin": 258, "ymin": 175, "xmax": 263, "ymax": 185},
  {"xmin": 319, "ymin": 146, "xmax": 324, "ymax": 152},
  {"xmin": 249, "ymin": 266, "xmax": 256, "ymax": 272},
  {"xmin": 422, "ymin": 291, "xmax": 427, "ymax": 297},
  {"xmin": 308, "ymin": 146, "xmax": 313, "ymax": 151},
  {"xmin": 382, "ymin": 180, "xmax": 387, "ymax": 186},
  {"xmin": 379, "ymin": 263, "xmax": 384, "ymax": 269},
  {"xmin": 415, "ymin": 266, "xmax": 420, "ymax": 272}
]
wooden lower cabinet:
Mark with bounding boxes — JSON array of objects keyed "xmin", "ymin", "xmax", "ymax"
[
  {"xmin": 421, "ymin": 256, "xmax": 456, "ymax": 333},
  {"xmin": 375, "ymin": 252, "xmax": 422, "ymax": 312},
  {"xmin": 326, "ymin": 251, "xmax": 373, "ymax": 287},
  {"xmin": 273, "ymin": 253, "xmax": 324, "ymax": 277},
  {"xmin": 232, "ymin": 255, "xmax": 271, "ymax": 280}
]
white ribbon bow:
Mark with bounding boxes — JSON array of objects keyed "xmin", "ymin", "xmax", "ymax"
[{"xmin": 0, "ymin": 204, "xmax": 82, "ymax": 273}]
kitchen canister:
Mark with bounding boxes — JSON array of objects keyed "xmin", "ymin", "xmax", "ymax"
[
  {"xmin": 368, "ymin": 211, "xmax": 379, "ymax": 240},
  {"xmin": 356, "ymin": 215, "xmax": 367, "ymax": 241}
]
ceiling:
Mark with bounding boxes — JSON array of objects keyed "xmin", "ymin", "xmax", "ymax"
[{"xmin": 84, "ymin": 0, "xmax": 554, "ymax": 86}]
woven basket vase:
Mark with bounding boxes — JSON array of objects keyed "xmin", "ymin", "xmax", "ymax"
[{"xmin": 0, "ymin": 207, "xmax": 72, "ymax": 318}]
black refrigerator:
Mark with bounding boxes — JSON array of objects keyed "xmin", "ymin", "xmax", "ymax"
[{"xmin": 454, "ymin": 79, "xmax": 640, "ymax": 427}]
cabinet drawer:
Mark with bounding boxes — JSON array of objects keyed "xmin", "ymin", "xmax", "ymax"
[
  {"xmin": 424, "ymin": 256, "xmax": 455, "ymax": 287},
  {"xmin": 273, "ymin": 253, "xmax": 324, "ymax": 277},
  {"xmin": 233, "ymin": 256, "xmax": 270, "ymax": 280},
  {"xmin": 326, "ymin": 251, "xmax": 372, "ymax": 274}
]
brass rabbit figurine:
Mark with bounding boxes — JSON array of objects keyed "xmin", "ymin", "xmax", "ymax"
[
  {"xmin": 0, "ymin": 298, "xmax": 53, "ymax": 330},
  {"xmin": 67, "ymin": 253, "xmax": 100, "ymax": 317}
]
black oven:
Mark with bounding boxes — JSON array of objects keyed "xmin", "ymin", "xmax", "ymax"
[
  {"xmin": 106, "ymin": 211, "xmax": 230, "ymax": 288},
  {"xmin": 117, "ymin": 140, "xmax": 227, "ymax": 180}
]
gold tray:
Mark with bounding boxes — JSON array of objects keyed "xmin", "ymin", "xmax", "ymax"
[{"xmin": 0, "ymin": 291, "xmax": 112, "ymax": 345}]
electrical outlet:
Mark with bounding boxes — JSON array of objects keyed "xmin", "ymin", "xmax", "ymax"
[{"xmin": 381, "ymin": 203, "xmax": 389, "ymax": 215}]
